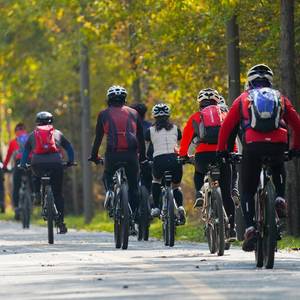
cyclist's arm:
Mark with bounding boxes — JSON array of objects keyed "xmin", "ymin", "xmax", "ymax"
[
  {"xmin": 137, "ymin": 117, "xmax": 146, "ymax": 161},
  {"xmin": 20, "ymin": 134, "xmax": 33, "ymax": 166},
  {"xmin": 90, "ymin": 113, "xmax": 104, "ymax": 159},
  {"xmin": 217, "ymin": 98, "xmax": 241, "ymax": 151},
  {"xmin": 283, "ymin": 98, "xmax": 300, "ymax": 149},
  {"xmin": 3, "ymin": 140, "xmax": 17, "ymax": 168},
  {"xmin": 60, "ymin": 134, "xmax": 75, "ymax": 162},
  {"xmin": 179, "ymin": 115, "xmax": 195, "ymax": 156}
]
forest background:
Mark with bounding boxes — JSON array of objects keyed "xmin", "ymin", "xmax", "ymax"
[{"xmin": 1, "ymin": 1, "xmax": 300, "ymax": 236}]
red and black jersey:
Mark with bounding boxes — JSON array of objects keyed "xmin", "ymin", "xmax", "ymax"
[{"xmin": 91, "ymin": 105, "xmax": 146, "ymax": 160}]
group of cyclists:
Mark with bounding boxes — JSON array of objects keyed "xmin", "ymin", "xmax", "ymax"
[
  {"xmin": 2, "ymin": 62, "xmax": 300, "ymax": 253},
  {"xmin": 90, "ymin": 63, "xmax": 300, "ymax": 252}
]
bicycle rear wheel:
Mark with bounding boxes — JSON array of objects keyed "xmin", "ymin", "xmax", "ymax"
[
  {"xmin": 167, "ymin": 189, "xmax": 175, "ymax": 247},
  {"xmin": 137, "ymin": 186, "xmax": 150, "ymax": 241},
  {"xmin": 263, "ymin": 181, "xmax": 276, "ymax": 269},
  {"xmin": 120, "ymin": 183, "xmax": 129, "ymax": 250},
  {"xmin": 22, "ymin": 193, "xmax": 31, "ymax": 229},
  {"xmin": 255, "ymin": 193, "xmax": 263, "ymax": 268},
  {"xmin": 45, "ymin": 186, "xmax": 54, "ymax": 244},
  {"xmin": 212, "ymin": 187, "xmax": 225, "ymax": 256}
]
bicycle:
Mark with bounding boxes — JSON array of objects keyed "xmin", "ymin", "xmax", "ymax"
[
  {"xmin": 187, "ymin": 154, "xmax": 241, "ymax": 256},
  {"xmin": 157, "ymin": 162, "xmax": 185, "ymax": 248},
  {"xmin": 91, "ymin": 158, "xmax": 132, "ymax": 250},
  {"xmin": 24, "ymin": 162, "xmax": 76, "ymax": 244},
  {"xmin": 249, "ymin": 151, "xmax": 296, "ymax": 269},
  {"xmin": 18, "ymin": 170, "xmax": 32, "ymax": 229}
]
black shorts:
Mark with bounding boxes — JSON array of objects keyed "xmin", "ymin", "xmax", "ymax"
[{"xmin": 152, "ymin": 154, "xmax": 182, "ymax": 184}]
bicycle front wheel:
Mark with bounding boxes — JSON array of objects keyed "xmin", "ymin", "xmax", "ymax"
[
  {"xmin": 263, "ymin": 181, "xmax": 276, "ymax": 269},
  {"xmin": 212, "ymin": 187, "xmax": 225, "ymax": 256}
]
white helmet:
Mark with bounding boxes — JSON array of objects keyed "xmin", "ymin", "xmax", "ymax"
[
  {"xmin": 107, "ymin": 85, "xmax": 127, "ymax": 99},
  {"xmin": 197, "ymin": 88, "xmax": 220, "ymax": 104},
  {"xmin": 152, "ymin": 103, "xmax": 170, "ymax": 118},
  {"xmin": 246, "ymin": 64, "xmax": 273, "ymax": 87}
]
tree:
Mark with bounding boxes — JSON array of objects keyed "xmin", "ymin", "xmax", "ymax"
[{"xmin": 280, "ymin": 0, "xmax": 300, "ymax": 235}]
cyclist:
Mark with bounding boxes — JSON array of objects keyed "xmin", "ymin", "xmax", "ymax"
[
  {"xmin": 145, "ymin": 103, "xmax": 186, "ymax": 223},
  {"xmin": 130, "ymin": 103, "xmax": 152, "ymax": 193},
  {"xmin": 0, "ymin": 156, "xmax": 4, "ymax": 213},
  {"xmin": 217, "ymin": 64, "xmax": 300, "ymax": 251},
  {"xmin": 179, "ymin": 88, "xmax": 236, "ymax": 239},
  {"xmin": 89, "ymin": 85, "xmax": 146, "ymax": 234},
  {"xmin": 3, "ymin": 123, "xmax": 29, "ymax": 219},
  {"xmin": 20, "ymin": 111, "xmax": 75, "ymax": 234}
]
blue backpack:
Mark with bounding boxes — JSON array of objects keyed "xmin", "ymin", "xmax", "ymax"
[{"xmin": 248, "ymin": 88, "xmax": 284, "ymax": 132}]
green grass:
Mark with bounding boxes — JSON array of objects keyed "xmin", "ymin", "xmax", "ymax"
[{"xmin": 2, "ymin": 208, "xmax": 300, "ymax": 250}]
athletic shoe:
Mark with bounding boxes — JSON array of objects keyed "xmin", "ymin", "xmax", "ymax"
[
  {"xmin": 275, "ymin": 197, "xmax": 287, "ymax": 218},
  {"xmin": 177, "ymin": 206, "xmax": 186, "ymax": 225},
  {"xmin": 151, "ymin": 207, "xmax": 161, "ymax": 218},
  {"xmin": 194, "ymin": 191, "xmax": 204, "ymax": 208},
  {"xmin": 57, "ymin": 222, "xmax": 68, "ymax": 234},
  {"xmin": 242, "ymin": 226, "xmax": 256, "ymax": 252}
]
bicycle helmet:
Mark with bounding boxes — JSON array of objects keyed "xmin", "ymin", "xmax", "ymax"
[
  {"xmin": 246, "ymin": 64, "xmax": 273, "ymax": 88},
  {"xmin": 107, "ymin": 85, "xmax": 127, "ymax": 103},
  {"xmin": 152, "ymin": 103, "xmax": 170, "ymax": 118},
  {"xmin": 36, "ymin": 111, "xmax": 53, "ymax": 125},
  {"xmin": 197, "ymin": 88, "xmax": 220, "ymax": 104},
  {"xmin": 130, "ymin": 103, "xmax": 148, "ymax": 118}
]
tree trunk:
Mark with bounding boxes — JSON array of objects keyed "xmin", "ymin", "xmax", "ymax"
[
  {"xmin": 280, "ymin": 0, "xmax": 300, "ymax": 236},
  {"xmin": 80, "ymin": 43, "xmax": 93, "ymax": 223},
  {"xmin": 226, "ymin": 15, "xmax": 240, "ymax": 105}
]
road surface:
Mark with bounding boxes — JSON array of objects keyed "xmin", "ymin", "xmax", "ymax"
[{"xmin": 0, "ymin": 221, "xmax": 300, "ymax": 300}]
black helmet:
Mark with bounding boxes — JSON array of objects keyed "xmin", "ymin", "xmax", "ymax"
[
  {"xmin": 107, "ymin": 85, "xmax": 127, "ymax": 103},
  {"xmin": 36, "ymin": 111, "xmax": 53, "ymax": 125},
  {"xmin": 130, "ymin": 103, "xmax": 147, "ymax": 118}
]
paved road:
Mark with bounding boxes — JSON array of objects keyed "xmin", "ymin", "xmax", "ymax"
[{"xmin": 0, "ymin": 221, "xmax": 300, "ymax": 300}]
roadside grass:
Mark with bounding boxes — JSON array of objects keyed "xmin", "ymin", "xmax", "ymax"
[{"xmin": 1, "ymin": 208, "xmax": 300, "ymax": 250}]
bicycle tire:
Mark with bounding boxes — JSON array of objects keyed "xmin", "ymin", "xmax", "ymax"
[
  {"xmin": 212, "ymin": 187, "xmax": 225, "ymax": 256},
  {"xmin": 23, "ymin": 192, "xmax": 31, "ymax": 229},
  {"xmin": 120, "ymin": 183, "xmax": 129, "ymax": 250},
  {"xmin": 167, "ymin": 188, "xmax": 175, "ymax": 247},
  {"xmin": 137, "ymin": 186, "xmax": 150, "ymax": 241},
  {"xmin": 207, "ymin": 224, "xmax": 217, "ymax": 254},
  {"xmin": 46, "ymin": 186, "xmax": 54, "ymax": 244},
  {"xmin": 206, "ymin": 194, "xmax": 217, "ymax": 254},
  {"xmin": 114, "ymin": 192, "xmax": 122, "ymax": 249},
  {"xmin": 255, "ymin": 193, "xmax": 264, "ymax": 268},
  {"xmin": 263, "ymin": 181, "xmax": 276, "ymax": 269},
  {"xmin": 235, "ymin": 205, "xmax": 246, "ymax": 241}
]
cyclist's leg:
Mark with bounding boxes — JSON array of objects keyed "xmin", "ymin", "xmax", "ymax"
[
  {"xmin": 171, "ymin": 158, "xmax": 183, "ymax": 208},
  {"xmin": 194, "ymin": 152, "xmax": 215, "ymax": 204},
  {"xmin": 12, "ymin": 165, "xmax": 23, "ymax": 218},
  {"xmin": 220, "ymin": 162, "xmax": 234, "ymax": 223},
  {"xmin": 241, "ymin": 150, "xmax": 261, "ymax": 228},
  {"xmin": 231, "ymin": 163, "xmax": 239, "ymax": 198},
  {"xmin": 141, "ymin": 163, "xmax": 152, "ymax": 193},
  {"xmin": 124, "ymin": 153, "xmax": 139, "ymax": 214},
  {"xmin": 49, "ymin": 164, "xmax": 64, "ymax": 222}
]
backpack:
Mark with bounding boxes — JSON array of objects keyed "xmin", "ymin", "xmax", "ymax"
[
  {"xmin": 33, "ymin": 125, "xmax": 59, "ymax": 154},
  {"xmin": 248, "ymin": 88, "xmax": 284, "ymax": 132},
  {"xmin": 16, "ymin": 133, "xmax": 28, "ymax": 155},
  {"xmin": 193, "ymin": 105, "xmax": 223, "ymax": 144}
]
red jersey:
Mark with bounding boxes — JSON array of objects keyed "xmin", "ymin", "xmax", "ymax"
[{"xmin": 217, "ymin": 91, "xmax": 300, "ymax": 151}]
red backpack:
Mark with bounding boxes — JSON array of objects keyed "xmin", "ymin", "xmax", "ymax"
[
  {"xmin": 193, "ymin": 105, "xmax": 223, "ymax": 144},
  {"xmin": 33, "ymin": 125, "xmax": 59, "ymax": 154}
]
